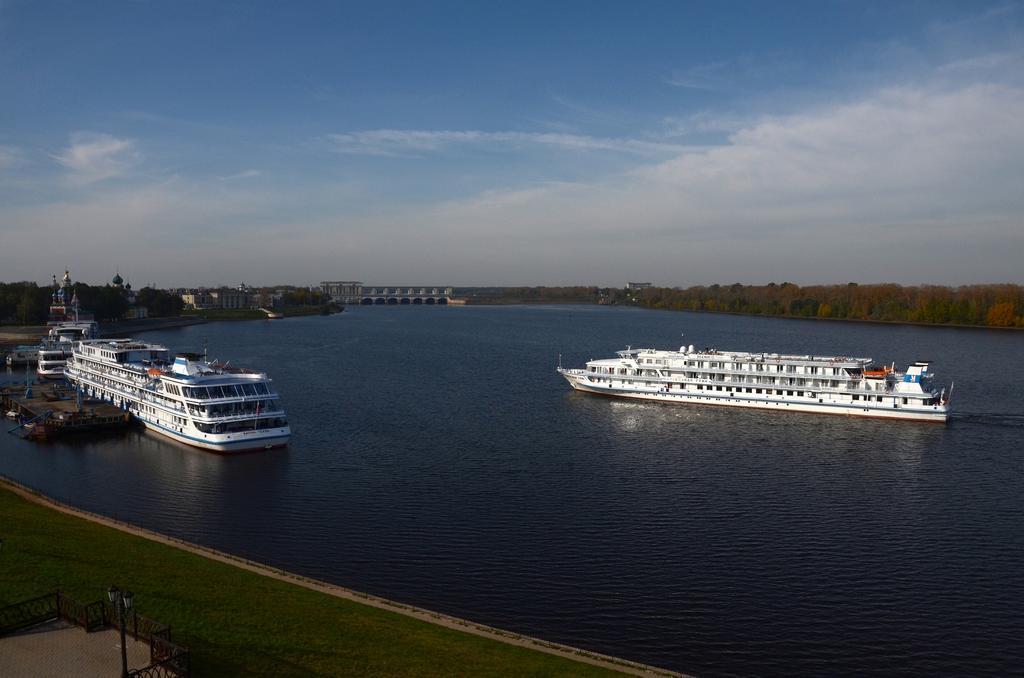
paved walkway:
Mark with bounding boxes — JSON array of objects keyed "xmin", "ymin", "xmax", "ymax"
[{"xmin": 0, "ymin": 619, "xmax": 151, "ymax": 678}]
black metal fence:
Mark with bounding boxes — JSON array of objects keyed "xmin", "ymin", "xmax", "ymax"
[
  {"xmin": 0, "ymin": 592, "xmax": 190, "ymax": 677},
  {"xmin": 0, "ymin": 593, "xmax": 58, "ymax": 635}
]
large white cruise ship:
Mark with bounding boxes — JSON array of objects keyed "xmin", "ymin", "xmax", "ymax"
[
  {"xmin": 65, "ymin": 339, "xmax": 290, "ymax": 452},
  {"xmin": 558, "ymin": 344, "xmax": 951, "ymax": 422}
]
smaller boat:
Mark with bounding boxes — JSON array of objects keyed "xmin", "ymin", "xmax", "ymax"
[
  {"xmin": 5, "ymin": 410, "xmax": 19, "ymax": 420},
  {"xmin": 6, "ymin": 345, "xmax": 39, "ymax": 366}
]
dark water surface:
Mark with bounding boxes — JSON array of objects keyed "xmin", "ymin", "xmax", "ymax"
[{"xmin": 2, "ymin": 306, "xmax": 1022, "ymax": 676}]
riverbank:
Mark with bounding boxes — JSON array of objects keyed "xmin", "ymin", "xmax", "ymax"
[
  {"xmin": 182, "ymin": 304, "xmax": 342, "ymax": 321},
  {"xmin": 624, "ymin": 305, "xmax": 1024, "ymax": 331},
  {"xmin": 0, "ymin": 477, "xmax": 676, "ymax": 677},
  {"xmin": 0, "ymin": 325, "xmax": 47, "ymax": 345}
]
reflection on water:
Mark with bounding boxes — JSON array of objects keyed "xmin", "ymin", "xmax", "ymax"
[{"xmin": 2, "ymin": 307, "xmax": 1022, "ymax": 677}]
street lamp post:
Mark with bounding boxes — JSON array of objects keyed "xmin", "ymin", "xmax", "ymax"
[{"xmin": 108, "ymin": 586, "xmax": 134, "ymax": 678}]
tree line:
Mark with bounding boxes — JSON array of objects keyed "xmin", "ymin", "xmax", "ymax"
[
  {"xmin": 0, "ymin": 281, "xmax": 183, "ymax": 324},
  {"xmin": 612, "ymin": 283, "xmax": 1024, "ymax": 328}
]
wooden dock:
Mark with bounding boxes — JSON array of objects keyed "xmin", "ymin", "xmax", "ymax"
[{"xmin": 2, "ymin": 383, "xmax": 130, "ymax": 440}]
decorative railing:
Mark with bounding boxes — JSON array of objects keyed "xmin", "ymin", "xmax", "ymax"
[
  {"xmin": 56, "ymin": 592, "xmax": 105, "ymax": 631},
  {"xmin": 102, "ymin": 601, "xmax": 170, "ymax": 643},
  {"xmin": 137, "ymin": 635, "xmax": 191, "ymax": 676},
  {"xmin": 0, "ymin": 593, "xmax": 57, "ymax": 635}
]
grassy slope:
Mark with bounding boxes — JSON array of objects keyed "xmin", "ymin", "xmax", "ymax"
[{"xmin": 0, "ymin": 487, "xmax": 619, "ymax": 677}]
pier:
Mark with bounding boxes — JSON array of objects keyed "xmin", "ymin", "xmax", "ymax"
[{"xmin": 2, "ymin": 383, "xmax": 130, "ymax": 441}]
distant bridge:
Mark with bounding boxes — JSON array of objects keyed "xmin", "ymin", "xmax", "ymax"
[
  {"xmin": 320, "ymin": 282, "xmax": 455, "ymax": 305},
  {"xmin": 358, "ymin": 287, "xmax": 452, "ymax": 305}
]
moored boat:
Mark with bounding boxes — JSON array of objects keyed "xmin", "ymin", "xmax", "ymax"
[
  {"xmin": 5, "ymin": 345, "xmax": 39, "ymax": 366},
  {"xmin": 65, "ymin": 338, "xmax": 290, "ymax": 452}
]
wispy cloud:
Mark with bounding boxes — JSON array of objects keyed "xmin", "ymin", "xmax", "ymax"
[
  {"xmin": 55, "ymin": 132, "xmax": 140, "ymax": 184},
  {"xmin": 938, "ymin": 51, "xmax": 1021, "ymax": 72},
  {"xmin": 661, "ymin": 111, "xmax": 754, "ymax": 138},
  {"xmin": 663, "ymin": 60, "xmax": 733, "ymax": 91},
  {"xmin": 324, "ymin": 129, "xmax": 685, "ymax": 157},
  {"xmin": 218, "ymin": 169, "xmax": 262, "ymax": 181},
  {"xmin": 0, "ymin": 144, "xmax": 18, "ymax": 170}
]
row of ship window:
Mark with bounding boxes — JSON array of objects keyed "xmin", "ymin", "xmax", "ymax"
[
  {"xmin": 171, "ymin": 383, "xmax": 272, "ymax": 399},
  {"xmin": 186, "ymin": 399, "xmax": 282, "ymax": 418},
  {"xmin": 194, "ymin": 418, "xmax": 287, "ymax": 434},
  {"xmin": 598, "ymin": 366, "xmax": 843, "ymax": 376},
  {"xmin": 635, "ymin": 358, "xmax": 846, "ymax": 375},
  {"xmin": 595, "ymin": 368, "xmax": 845, "ymax": 388},
  {"xmin": 593, "ymin": 379, "xmax": 930, "ymax": 404}
]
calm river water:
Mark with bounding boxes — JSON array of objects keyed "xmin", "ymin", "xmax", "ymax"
[{"xmin": 2, "ymin": 306, "xmax": 1022, "ymax": 676}]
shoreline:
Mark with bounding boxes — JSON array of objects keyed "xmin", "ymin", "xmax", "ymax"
[
  {"xmin": 636, "ymin": 306, "xmax": 1024, "ymax": 332},
  {"xmin": 0, "ymin": 474, "xmax": 681, "ymax": 677}
]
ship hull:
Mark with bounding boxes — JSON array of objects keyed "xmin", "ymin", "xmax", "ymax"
[{"xmin": 138, "ymin": 417, "xmax": 290, "ymax": 453}]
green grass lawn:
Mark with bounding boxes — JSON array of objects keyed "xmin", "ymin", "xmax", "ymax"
[{"xmin": 0, "ymin": 486, "xmax": 622, "ymax": 676}]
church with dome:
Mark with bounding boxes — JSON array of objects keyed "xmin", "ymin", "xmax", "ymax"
[{"xmin": 111, "ymin": 270, "xmax": 147, "ymax": 319}]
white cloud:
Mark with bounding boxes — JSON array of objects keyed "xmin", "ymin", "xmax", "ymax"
[
  {"xmin": 323, "ymin": 82, "xmax": 1024, "ymax": 284},
  {"xmin": 3, "ymin": 83, "xmax": 1023, "ymax": 286},
  {"xmin": 325, "ymin": 129, "xmax": 685, "ymax": 157},
  {"xmin": 55, "ymin": 132, "xmax": 140, "ymax": 184}
]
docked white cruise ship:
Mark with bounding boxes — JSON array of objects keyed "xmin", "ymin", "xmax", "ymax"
[
  {"xmin": 37, "ymin": 321, "xmax": 100, "ymax": 379},
  {"xmin": 558, "ymin": 344, "xmax": 950, "ymax": 422},
  {"xmin": 65, "ymin": 339, "xmax": 290, "ymax": 452}
]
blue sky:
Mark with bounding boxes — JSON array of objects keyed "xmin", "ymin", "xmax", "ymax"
[{"xmin": 1, "ymin": 1, "xmax": 1023, "ymax": 287}]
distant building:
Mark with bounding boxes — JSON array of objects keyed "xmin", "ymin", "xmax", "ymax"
[
  {"xmin": 180, "ymin": 288, "xmax": 256, "ymax": 310},
  {"xmin": 181, "ymin": 291, "xmax": 214, "ymax": 310},
  {"xmin": 320, "ymin": 281, "xmax": 364, "ymax": 302},
  {"xmin": 626, "ymin": 282, "xmax": 652, "ymax": 290},
  {"xmin": 211, "ymin": 289, "xmax": 251, "ymax": 309}
]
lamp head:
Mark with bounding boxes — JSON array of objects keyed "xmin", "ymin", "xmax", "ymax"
[
  {"xmin": 108, "ymin": 585, "xmax": 119, "ymax": 603},
  {"xmin": 123, "ymin": 591, "xmax": 134, "ymax": 610}
]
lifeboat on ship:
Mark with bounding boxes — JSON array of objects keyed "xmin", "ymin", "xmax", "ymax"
[{"xmin": 863, "ymin": 365, "xmax": 893, "ymax": 378}]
